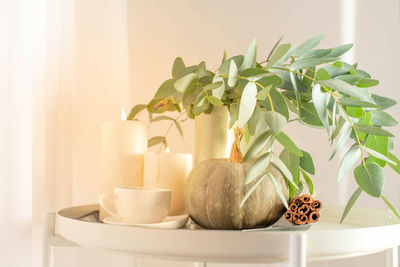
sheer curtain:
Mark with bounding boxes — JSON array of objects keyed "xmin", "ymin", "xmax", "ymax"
[{"xmin": 0, "ymin": 0, "xmax": 33, "ymax": 266}]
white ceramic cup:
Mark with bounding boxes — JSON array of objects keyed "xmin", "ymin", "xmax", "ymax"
[{"xmin": 99, "ymin": 187, "xmax": 171, "ymax": 223}]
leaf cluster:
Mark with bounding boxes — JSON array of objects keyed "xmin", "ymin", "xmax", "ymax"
[{"xmin": 128, "ymin": 35, "xmax": 400, "ymax": 222}]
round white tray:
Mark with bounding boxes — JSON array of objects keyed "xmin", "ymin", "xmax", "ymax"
[{"xmin": 55, "ymin": 204, "xmax": 400, "ymax": 263}]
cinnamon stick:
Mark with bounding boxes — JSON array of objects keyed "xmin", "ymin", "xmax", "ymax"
[
  {"xmin": 289, "ymin": 203, "xmax": 298, "ymax": 213},
  {"xmin": 301, "ymin": 194, "xmax": 313, "ymax": 204},
  {"xmin": 310, "ymin": 200, "xmax": 322, "ymax": 211},
  {"xmin": 309, "ymin": 211, "xmax": 320, "ymax": 223},
  {"xmin": 298, "ymin": 204, "xmax": 310, "ymax": 215},
  {"xmin": 285, "ymin": 210, "xmax": 292, "ymax": 221}
]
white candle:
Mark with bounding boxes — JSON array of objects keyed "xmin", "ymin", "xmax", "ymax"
[
  {"xmin": 143, "ymin": 151, "xmax": 192, "ymax": 216},
  {"xmin": 100, "ymin": 114, "xmax": 147, "ymax": 220}
]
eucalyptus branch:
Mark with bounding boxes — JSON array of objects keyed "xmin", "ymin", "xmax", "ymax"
[{"xmin": 274, "ymin": 65, "xmax": 367, "ymax": 165}]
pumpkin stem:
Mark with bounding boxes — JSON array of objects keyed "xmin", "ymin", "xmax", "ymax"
[{"xmin": 229, "ymin": 126, "xmax": 244, "ymax": 163}]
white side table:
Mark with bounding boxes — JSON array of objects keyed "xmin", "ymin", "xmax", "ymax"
[{"xmin": 42, "ymin": 205, "xmax": 400, "ymax": 267}]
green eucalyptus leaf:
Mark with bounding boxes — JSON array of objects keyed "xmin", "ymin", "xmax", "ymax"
[
  {"xmin": 228, "ymin": 60, "xmax": 238, "ymax": 87},
  {"xmin": 289, "ymin": 72, "xmax": 301, "ymax": 112},
  {"xmin": 240, "ymin": 68, "xmax": 268, "ymax": 77},
  {"xmin": 315, "ymin": 68, "xmax": 331, "ymax": 80},
  {"xmin": 302, "ymin": 49, "xmax": 332, "ymax": 59},
  {"xmin": 256, "ymin": 85, "xmax": 272, "ymax": 100},
  {"xmin": 207, "ymin": 96, "xmax": 223, "ymax": 106},
  {"xmin": 266, "ymin": 35, "xmax": 284, "ymax": 61},
  {"xmin": 174, "ymin": 121, "xmax": 184, "ymax": 138},
  {"xmin": 338, "ymin": 97, "xmax": 378, "ymax": 108},
  {"xmin": 204, "ymin": 81, "xmax": 223, "ymax": 91},
  {"xmin": 354, "ymin": 69, "xmax": 371, "ymax": 78},
  {"xmin": 148, "ymin": 136, "xmax": 166, "ymax": 147},
  {"xmin": 388, "ymin": 152, "xmax": 400, "ymax": 175},
  {"xmin": 247, "ymin": 108, "xmax": 263, "ymax": 135},
  {"xmin": 277, "ymin": 70, "xmax": 309, "ymax": 92},
  {"xmin": 172, "ymin": 57, "xmax": 185, "ymax": 78},
  {"xmin": 371, "ymin": 94, "xmax": 397, "ymax": 110},
  {"xmin": 312, "ymin": 84, "xmax": 331, "ymax": 134},
  {"xmin": 370, "ymin": 110, "xmax": 398, "ymax": 127},
  {"xmin": 240, "ymin": 39, "xmax": 257, "ymax": 71},
  {"xmin": 360, "ymin": 145, "xmax": 395, "ymax": 165},
  {"xmin": 264, "ymin": 111, "xmax": 287, "ymax": 134},
  {"xmin": 330, "ymin": 122, "xmax": 352, "ymax": 160},
  {"xmin": 228, "ymin": 102, "xmax": 239, "ymax": 129},
  {"xmin": 245, "ymin": 152, "xmax": 272, "ymax": 184},
  {"xmin": 272, "ymin": 153, "xmax": 297, "ymax": 188},
  {"xmin": 244, "ymin": 130, "xmax": 272, "ymax": 161},
  {"xmin": 154, "ymin": 79, "xmax": 176, "ymax": 100},
  {"xmin": 222, "ymin": 50, "xmax": 227, "ymax": 63},
  {"xmin": 276, "ymin": 132, "xmax": 303, "ymax": 157},
  {"xmin": 300, "ymin": 150, "xmax": 315, "ymax": 175},
  {"xmin": 266, "ymin": 44, "xmax": 292, "ymax": 70},
  {"xmin": 354, "ymin": 162, "xmax": 385, "ymax": 198},
  {"xmin": 127, "ymin": 104, "xmax": 147, "ymax": 120},
  {"xmin": 354, "ymin": 112, "xmax": 371, "ymax": 141},
  {"xmin": 212, "ymin": 75, "xmax": 225, "ymax": 99},
  {"xmin": 300, "ymin": 102, "xmax": 323, "ymax": 128},
  {"xmin": 291, "ymin": 57, "xmax": 338, "ymax": 70},
  {"xmin": 302, "ymin": 67, "xmax": 315, "ymax": 87},
  {"xmin": 238, "ymin": 82, "xmax": 257, "ymax": 127},
  {"xmin": 327, "ymin": 43, "xmax": 353, "ymax": 57},
  {"xmin": 365, "ymin": 135, "xmax": 388, "ymax": 167},
  {"xmin": 381, "ymin": 195, "xmax": 400, "ymax": 219},
  {"xmin": 174, "ymin": 73, "xmax": 198, "ymax": 93},
  {"xmin": 336, "ymin": 74, "xmax": 362, "ymax": 84},
  {"xmin": 337, "ymin": 145, "xmax": 361, "ymax": 183},
  {"xmin": 261, "ymin": 88, "xmax": 289, "ymax": 119},
  {"xmin": 293, "ymin": 34, "xmax": 324, "ymax": 57},
  {"xmin": 340, "ymin": 187, "xmax": 362, "ymax": 223},
  {"xmin": 240, "ymin": 172, "xmax": 267, "ymax": 207},
  {"xmin": 175, "ymin": 65, "xmax": 198, "ymax": 79},
  {"xmin": 318, "ymin": 79, "xmax": 365, "ymax": 100},
  {"xmin": 268, "ymin": 172, "xmax": 289, "ymax": 209},
  {"xmin": 356, "ymin": 78, "xmax": 379, "ymax": 88},
  {"xmin": 219, "ymin": 55, "xmax": 244, "ymax": 75},
  {"xmin": 300, "ymin": 169, "xmax": 314, "ymax": 195},
  {"xmin": 354, "ymin": 124, "xmax": 394, "ymax": 137},
  {"xmin": 257, "ymin": 74, "xmax": 284, "ymax": 89}
]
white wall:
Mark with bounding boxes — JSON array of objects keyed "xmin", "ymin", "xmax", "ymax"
[{"xmin": 50, "ymin": 0, "xmax": 400, "ymax": 266}]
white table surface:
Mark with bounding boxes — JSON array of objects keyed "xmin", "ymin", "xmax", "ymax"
[{"xmin": 43, "ymin": 204, "xmax": 400, "ymax": 267}]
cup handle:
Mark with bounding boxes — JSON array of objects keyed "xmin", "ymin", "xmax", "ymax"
[{"xmin": 99, "ymin": 193, "xmax": 118, "ymax": 218}]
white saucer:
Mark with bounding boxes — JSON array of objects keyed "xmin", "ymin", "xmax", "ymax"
[{"xmin": 103, "ymin": 215, "xmax": 189, "ymax": 229}]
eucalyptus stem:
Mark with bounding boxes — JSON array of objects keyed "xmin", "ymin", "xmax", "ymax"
[{"xmin": 158, "ymin": 111, "xmax": 186, "ymax": 153}]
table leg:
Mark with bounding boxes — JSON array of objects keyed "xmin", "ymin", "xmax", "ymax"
[
  {"xmin": 42, "ymin": 212, "xmax": 56, "ymax": 267},
  {"xmin": 289, "ymin": 233, "xmax": 307, "ymax": 267},
  {"xmin": 386, "ymin": 247, "xmax": 398, "ymax": 267}
]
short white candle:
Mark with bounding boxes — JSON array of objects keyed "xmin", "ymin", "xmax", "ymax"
[{"xmin": 143, "ymin": 150, "xmax": 192, "ymax": 216}]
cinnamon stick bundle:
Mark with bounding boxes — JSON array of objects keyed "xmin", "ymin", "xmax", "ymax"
[{"xmin": 284, "ymin": 194, "xmax": 322, "ymax": 225}]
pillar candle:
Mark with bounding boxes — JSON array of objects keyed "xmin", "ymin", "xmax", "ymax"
[
  {"xmin": 143, "ymin": 151, "xmax": 192, "ymax": 216},
  {"xmin": 100, "ymin": 119, "xmax": 147, "ymax": 220}
]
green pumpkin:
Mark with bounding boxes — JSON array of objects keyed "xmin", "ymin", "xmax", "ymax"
[{"xmin": 184, "ymin": 128, "xmax": 289, "ymax": 230}]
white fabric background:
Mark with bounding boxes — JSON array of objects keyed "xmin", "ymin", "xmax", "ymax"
[{"xmin": 0, "ymin": 0, "xmax": 399, "ymax": 266}]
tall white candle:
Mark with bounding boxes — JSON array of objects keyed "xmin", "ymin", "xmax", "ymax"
[
  {"xmin": 100, "ymin": 118, "xmax": 147, "ymax": 220},
  {"xmin": 143, "ymin": 151, "xmax": 192, "ymax": 216}
]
